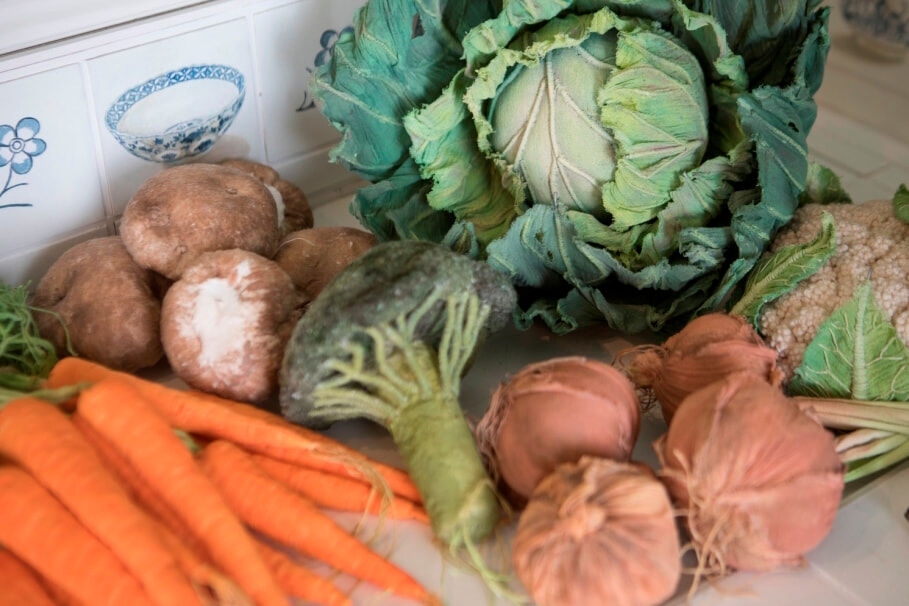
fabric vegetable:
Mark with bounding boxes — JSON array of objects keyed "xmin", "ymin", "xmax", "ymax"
[
  {"xmin": 732, "ymin": 187, "xmax": 909, "ymax": 481},
  {"xmin": 310, "ymin": 0, "xmax": 831, "ymax": 333},
  {"xmin": 280, "ymin": 240, "xmax": 517, "ymax": 553},
  {"xmin": 475, "ymin": 356, "xmax": 640, "ymax": 503},
  {"xmin": 738, "ymin": 195, "xmax": 909, "ymax": 379}
]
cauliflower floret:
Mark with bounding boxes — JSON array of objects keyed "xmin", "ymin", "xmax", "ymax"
[{"xmin": 758, "ymin": 200, "xmax": 909, "ymax": 379}]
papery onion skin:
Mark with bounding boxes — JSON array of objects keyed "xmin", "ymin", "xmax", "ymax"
[
  {"xmin": 655, "ymin": 372, "xmax": 844, "ymax": 572},
  {"xmin": 513, "ymin": 457, "xmax": 680, "ymax": 606},
  {"xmin": 627, "ymin": 313, "xmax": 783, "ymax": 423},
  {"xmin": 476, "ymin": 356, "xmax": 640, "ymax": 502}
]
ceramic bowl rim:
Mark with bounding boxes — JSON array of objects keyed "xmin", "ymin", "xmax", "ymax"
[{"xmin": 104, "ymin": 64, "xmax": 246, "ymax": 142}]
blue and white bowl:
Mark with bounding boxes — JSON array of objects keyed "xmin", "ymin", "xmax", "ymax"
[
  {"xmin": 842, "ymin": 0, "xmax": 909, "ymax": 59},
  {"xmin": 105, "ymin": 65, "xmax": 246, "ymax": 163}
]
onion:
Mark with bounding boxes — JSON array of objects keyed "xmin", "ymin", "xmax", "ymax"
[
  {"xmin": 622, "ymin": 313, "xmax": 783, "ymax": 423},
  {"xmin": 512, "ymin": 457, "xmax": 680, "ymax": 606},
  {"xmin": 654, "ymin": 372, "xmax": 844, "ymax": 576},
  {"xmin": 475, "ymin": 357, "xmax": 640, "ymax": 503}
]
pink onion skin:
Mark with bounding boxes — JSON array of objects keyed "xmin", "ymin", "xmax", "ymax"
[
  {"xmin": 476, "ymin": 357, "xmax": 640, "ymax": 502},
  {"xmin": 655, "ymin": 373, "xmax": 844, "ymax": 571},
  {"xmin": 628, "ymin": 313, "xmax": 783, "ymax": 424},
  {"xmin": 513, "ymin": 457, "xmax": 680, "ymax": 606}
]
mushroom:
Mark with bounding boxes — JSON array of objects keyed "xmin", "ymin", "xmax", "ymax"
[
  {"xmin": 31, "ymin": 237, "xmax": 163, "ymax": 372},
  {"xmin": 274, "ymin": 227, "xmax": 377, "ymax": 301},
  {"xmin": 161, "ymin": 249, "xmax": 304, "ymax": 402},
  {"xmin": 280, "ymin": 240, "xmax": 516, "ymax": 549},
  {"xmin": 218, "ymin": 158, "xmax": 313, "ymax": 237},
  {"xmin": 120, "ymin": 164, "xmax": 281, "ymax": 280}
]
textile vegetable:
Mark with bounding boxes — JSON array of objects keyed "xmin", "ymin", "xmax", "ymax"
[
  {"xmin": 311, "ymin": 0, "xmax": 831, "ymax": 333},
  {"xmin": 655, "ymin": 373, "xmax": 843, "ymax": 577},
  {"xmin": 280, "ymin": 240, "xmax": 516, "ymax": 552},
  {"xmin": 475, "ymin": 356, "xmax": 640, "ymax": 502},
  {"xmin": 512, "ymin": 457, "xmax": 680, "ymax": 606}
]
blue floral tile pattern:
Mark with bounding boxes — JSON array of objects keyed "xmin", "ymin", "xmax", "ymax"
[
  {"xmin": 105, "ymin": 64, "xmax": 245, "ymax": 163},
  {"xmin": 297, "ymin": 26, "xmax": 354, "ymax": 112},
  {"xmin": 0, "ymin": 117, "xmax": 46, "ymax": 210}
]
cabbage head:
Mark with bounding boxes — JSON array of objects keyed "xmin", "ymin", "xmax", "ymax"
[{"xmin": 310, "ymin": 0, "xmax": 831, "ymax": 333}]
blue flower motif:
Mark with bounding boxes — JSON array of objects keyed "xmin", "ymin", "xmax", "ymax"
[
  {"xmin": 0, "ymin": 117, "xmax": 46, "ymax": 175},
  {"xmin": 315, "ymin": 26, "xmax": 354, "ymax": 68}
]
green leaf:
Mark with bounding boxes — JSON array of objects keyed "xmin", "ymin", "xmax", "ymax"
[
  {"xmin": 731, "ymin": 211, "xmax": 836, "ymax": 324},
  {"xmin": 599, "ymin": 27, "xmax": 710, "ymax": 228},
  {"xmin": 894, "ymin": 184, "xmax": 909, "ymax": 224},
  {"xmin": 404, "ymin": 72, "xmax": 518, "ymax": 244},
  {"xmin": 799, "ymin": 162, "xmax": 852, "ymax": 205},
  {"xmin": 309, "ymin": 0, "xmax": 500, "ymax": 181},
  {"xmin": 685, "ymin": 1, "xmax": 822, "ymax": 87},
  {"xmin": 790, "ymin": 282, "xmax": 909, "ymax": 401}
]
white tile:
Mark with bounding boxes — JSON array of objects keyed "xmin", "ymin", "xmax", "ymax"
[
  {"xmin": 253, "ymin": 0, "xmax": 363, "ymax": 163},
  {"xmin": 273, "ymin": 144, "xmax": 365, "ymax": 207},
  {"xmin": 87, "ymin": 18, "xmax": 264, "ymax": 215},
  {"xmin": 0, "ymin": 222, "xmax": 109, "ymax": 287},
  {"xmin": 807, "ymin": 464, "xmax": 909, "ymax": 606},
  {"xmin": 0, "ymin": 64, "xmax": 107, "ymax": 257}
]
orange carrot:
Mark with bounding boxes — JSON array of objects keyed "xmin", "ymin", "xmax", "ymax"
[
  {"xmin": 0, "ymin": 465, "xmax": 156, "ymax": 606},
  {"xmin": 200, "ymin": 440, "xmax": 436, "ymax": 604},
  {"xmin": 252, "ymin": 454, "xmax": 428, "ymax": 522},
  {"xmin": 154, "ymin": 518, "xmax": 252, "ymax": 606},
  {"xmin": 47, "ymin": 357, "xmax": 420, "ymax": 502},
  {"xmin": 256, "ymin": 542, "xmax": 350, "ymax": 606},
  {"xmin": 71, "ymin": 413, "xmax": 206, "ymax": 558},
  {"xmin": 72, "ymin": 416, "xmax": 253, "ymax": 606},
  {"xmin": 75, "ymin": 379, "xmax": 286, "ymax": 606},
  {"xmin": 0, "ymin": 549, "xmax": 56, "ymax": 606},
  {"xmin": 0, "ymin": 398, "xmax": 202, "ymax": 606}
]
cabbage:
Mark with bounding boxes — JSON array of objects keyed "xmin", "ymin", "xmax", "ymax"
[{"xmin": 310, "ymin": 0, "xmax": 831, "ymax": 333}]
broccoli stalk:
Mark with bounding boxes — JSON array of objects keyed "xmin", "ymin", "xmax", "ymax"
[
  {"xmin": 280, "ymin": 240, "xmax": 517, "ymax": 553},
  {"xmin": 311, "ymin": 291, "xmax": 500, "ymax": 545}
]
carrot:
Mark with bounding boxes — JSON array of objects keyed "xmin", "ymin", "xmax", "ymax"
[
  {"xmin": 200, "ymin": 440, "xmax": 437, "ymax": 604},
  {"xmin": 154, "ymin": 519, "xmax": 253, "ymax": 606},
  {"xmin": 0, "ymin": 465, "xmax": 155, "ymax": 606},
  {"xmin": 0, "ymin": 549, "xmax": 56, "ymax": 606},
  {"xmin": 75, "ymin": 379, "xmax": 286, "ymax": 606},
  {"xmin": 48, "ymin": 357, "xmax": 421, "ymax": 501},
  {"xmin": 73, "ymin": 415, "xmax": 253, "ymax": 606},
  {"xmin": 256, "ymin": 542, "xmax": 350, "ymax": 606},
  {"xmin": 252, "ymin": 454, "xmax": 428, "ymax": 522},
  {"xmin": 0, "ymin": 398, "xmax": 202, "ymax": 606}
]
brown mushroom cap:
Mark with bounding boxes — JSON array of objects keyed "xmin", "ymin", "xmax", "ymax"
[
  {"xmin": 160, "ymin": 249, "xmax": 304, "ymax": 402},
  {"xmin": 274, "ymin": 227, "xmax": 377, "ymax": 301},
  {"xmin": 120, "ymin": 163, "xmax": 280, "ymax": 280},
  {"xmin": 274, "ymin": 179, "xmax": 313, "ymax": 235},
  {"xmin": 31, "ymin": 236, "xmax": 163, "ymax": 372},
  {"xmin": 217, "ymin": 158, "xmax": 313, "ymax": 237},
  {"xmin": 218, "ymin": 158, "xmax": 280, "ymax": 185}
]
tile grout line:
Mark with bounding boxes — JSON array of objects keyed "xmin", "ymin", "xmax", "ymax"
[
  {"xmin": 244, "ymin": 5, "xmax": 270, "ymax": 163},
  {"xmin": 0, "ymin": 219, "xmax": 110, "ymax": 263},
  {"xmin": 78, "ymin": 59, "xmax": 117, "ymax": 229}
]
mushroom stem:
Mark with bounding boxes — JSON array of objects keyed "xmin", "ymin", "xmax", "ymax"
[{"xmin": 310, "ymin": 292, "xmax": 501, "ymax": 545}]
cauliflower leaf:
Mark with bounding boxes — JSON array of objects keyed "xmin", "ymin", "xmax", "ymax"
[
  {"xmin": 790, "ymin": 282, "xmax": 909, "ymax": 401},
  {"xmin": 732, "ymin": 211, "xmax": 836, "ymax": 325},
  {"xmin": 895, "ymin": 184, "xmax": 909, "ymax": 225}
]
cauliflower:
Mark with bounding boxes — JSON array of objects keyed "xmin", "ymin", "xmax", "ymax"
[{"xmin": 758, "ymin": 200, "xmax": 909, "ymax": 378}]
